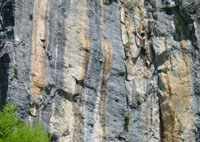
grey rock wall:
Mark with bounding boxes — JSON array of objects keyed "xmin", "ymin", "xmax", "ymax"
[{"xmin": 0, "ymin": 0, "xmax": 200, "ymax": 142}]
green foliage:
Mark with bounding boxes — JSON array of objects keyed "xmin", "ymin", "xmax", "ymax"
[
  {"xmin": 139, "ymin": 10, "xmax": 144, "ymax": 18},
  {"xmin": 26, "ymin": 32, "xmax": 30, "ymax": 37},
  {"xmin": 13, "ymin": 66, "xmax": 18, "ymax": 76},
  {"xmin": 0, "ymin": 104, "xmax": 50, "ymax": 142},
  {"xmin": 22, "ymin": 52, "xmax": 26, "ymax": 58},
  {"xmin": 137, "ymin": 93, "xmax": 142, "ymax": 105},
  {"xmin": 29, "ymin": 13, "xmax": 33, "ymax": 20},
  {"xmin": 6, "ymin": 40, "xmax": 11, "ymax": 43}
]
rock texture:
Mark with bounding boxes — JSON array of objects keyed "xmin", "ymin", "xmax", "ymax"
[{"xmin": 0, "ymin": 0, "xmax": 200, "ymax": 141}]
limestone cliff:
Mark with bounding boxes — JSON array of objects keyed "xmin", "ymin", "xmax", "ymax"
[{"xmin": 0, "ymin": 0, "xmax": 200, "ymax": 141}]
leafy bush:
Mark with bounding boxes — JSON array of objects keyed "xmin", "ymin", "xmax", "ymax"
[{"xmin": 0, "ymin": 104, "xmax": 50, "ymax": 142}]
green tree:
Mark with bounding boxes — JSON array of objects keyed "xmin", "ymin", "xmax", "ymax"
[{"xmin": 0, "ymin": 104, "xmax": 50, "ymax": 142}]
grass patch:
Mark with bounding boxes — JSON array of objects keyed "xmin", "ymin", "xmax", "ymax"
[
  {"xmin": 13, "ymin": 66, "xmax": 18, "ymax": 76},
  {"xmin": 26, "ymin": 32, "xmax": 30, "ymax": 37},
  {"xmin": 137, "ymin": 93, "xmax": 142, "ymax": 105},
  {"xmin": 29, "ymin": 13, "xmax": 33, "ymax": 20},
  {"xmin": 139, "ymin": 10, "xmax": 144, "ymax": 18},
  {"xmin": 7, "ymin": 40, "xmax": 11, "ymax": 43},
  {"xmin": 22, "ymin": 52, "xmax": 26, "ymax": 58}
]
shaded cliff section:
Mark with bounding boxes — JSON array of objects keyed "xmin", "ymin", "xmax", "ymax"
[
  {"xmin": 0, "ymin": 53, "xmax": 10, "ymax": 109},
  {"xmin": 0, "ymin": 0, "xmax": 14, "ymax": 109}
]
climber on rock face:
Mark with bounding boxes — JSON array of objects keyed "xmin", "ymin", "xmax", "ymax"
[
  {"xmin": 134, "ymin": 29, "xmax": 152, "ymax": 66},
  {"xmin": 136, "ymin": 30, "xmax": 146, "ymax": 46}
]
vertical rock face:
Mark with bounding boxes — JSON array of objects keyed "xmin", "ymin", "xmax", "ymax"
[{"xmin": 0, "ymin": 0, "xmax": 200, "ymax": 141}]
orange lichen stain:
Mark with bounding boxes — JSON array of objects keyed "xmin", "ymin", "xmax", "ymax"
[
  {"xmin": 80, "ymin": 2, "xmax": 91, "ymax": 81},
  {"xmin": 103, "ymin": 40, "xmax": 112, "ymax": 78},
  {"xmin": 180, "ymin": 40, "xmax": 191, "ymax": 80},
  {"xmin": 162, "ymin": 37, "xmax": 175, "ymax": 137},
  {"xmin": 160, "ymin": 37, "xmax": 194, "ymax": 142},
  {"xmin": 101, "ymin": 0, "xmax": 105, "ymax": 22},
  {"xmin": 100, "ymin": 40, "xmax": 112, "ymax": 140},
  {"xmin": 31, "ymin": 0, "xmax": 50, "ymax": 102},
  {"xmin": 81, "ymin": 35, "xmax": 91, "ymax": 82}
]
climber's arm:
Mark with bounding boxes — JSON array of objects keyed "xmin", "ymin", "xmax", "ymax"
[
  {"xmin": 135, "ymin": 29, "xmax": 142, "ymax": 39},
  {"xmin": 136, "ymin": 31, "xmax": 142, "ymax": 39}
]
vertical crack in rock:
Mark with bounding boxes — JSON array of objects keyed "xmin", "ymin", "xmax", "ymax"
[{"xmin": 158, "ymin": 98, "xmax": 164, "ymax": 142}]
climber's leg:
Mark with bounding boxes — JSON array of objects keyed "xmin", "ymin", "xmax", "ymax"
[
  {"xmin": 133, "ymin": 46, "xmax": 142, "ymax": 59},
  {"xmin": 142, "ymin": 47, "xmax": 152, "ymax": 68},
  {"xmin": 144, "ymin": 48, "xmax": 152, "ymax": 63}
]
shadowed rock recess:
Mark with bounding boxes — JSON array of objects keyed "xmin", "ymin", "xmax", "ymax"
[{"xmin": 0, "ymin": 0, "xmax": 200, "ymax": 141}]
